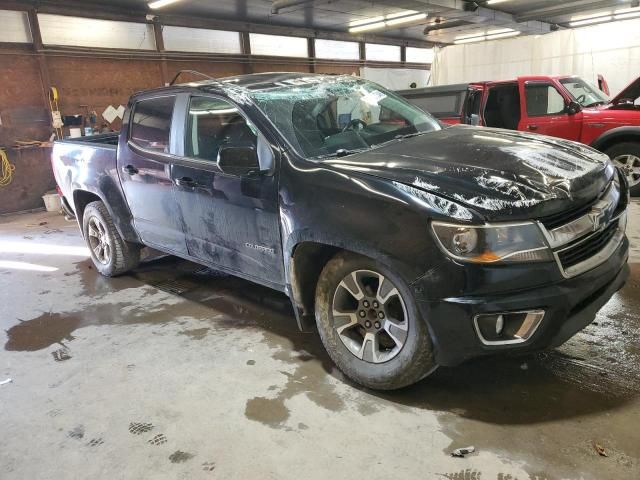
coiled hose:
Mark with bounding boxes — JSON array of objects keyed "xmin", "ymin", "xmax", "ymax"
[{"xmin": 0, "ymin": 149, "xmax": 15, "ymax": 187}]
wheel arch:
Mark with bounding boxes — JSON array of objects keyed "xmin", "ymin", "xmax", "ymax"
[
  {"xmin": 72, "ymin": 189, "xmax": 137, "ymax": 243},
  {"xmin": 590, "ymin": 126, "xmax": 640, "ymax": 152},
  {"xmin": 287, "ymin": 237, "xmax": 404, "ymax": 332}
]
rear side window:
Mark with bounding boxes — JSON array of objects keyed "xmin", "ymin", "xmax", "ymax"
[
  {"xmin": 185, "ymin": 96, "xmax": 257, "ymax": 162},
  {"xmin": 130, "ymin": 96, "xmax": 175, "ymax": 153},
  {"xmin": 525, "ymin": 83, "xmax": 566, "ymax": 116},
  {"xmin": 407, "ymin": 93, "xmax": 462, "ymax": 117}
]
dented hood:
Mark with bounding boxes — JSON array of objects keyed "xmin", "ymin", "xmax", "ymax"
[
  {"xmin": 610, "ymin": 76, "xmax": 640, "ymax": 105},
  {"xmin": 325, "ymin": 126, "xmax": 614, "ymax": 221}
]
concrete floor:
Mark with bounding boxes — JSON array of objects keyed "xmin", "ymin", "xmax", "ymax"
[{"xmin": 1, "ymin": 203, "xmax": 640, "ymax": 480}]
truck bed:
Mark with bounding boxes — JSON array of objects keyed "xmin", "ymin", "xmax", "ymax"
[{"xmin": 51, "ymin": 133, "xmax": 121, "ymax": 215}]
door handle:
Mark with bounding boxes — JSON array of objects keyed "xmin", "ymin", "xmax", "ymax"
[
  {"xmin": 122, "ymin": 164, "xmax": 139, "ymax": 175},
  {"xmin": 527, "ymin": 125, "xmax": 539, "ymax": 131},
  {"xmin": 175, "ymin": 176, "xmax": 198, "ymax": 187}
]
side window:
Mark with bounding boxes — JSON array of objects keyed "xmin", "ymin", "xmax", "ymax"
[
  {"xmin": 186, "ymin": 96, "xmax": 257, "ymax": 161},
  {"xmin": 408, "ymin": 93, "xmax": 461, "ymax": 117},
  {"xmin": 525, "ymin": 83, "xmax": 566, "ymax": 116},
  {"xmin": 130, "ymin": 96, "xmax": 175, "ymax": 153}
]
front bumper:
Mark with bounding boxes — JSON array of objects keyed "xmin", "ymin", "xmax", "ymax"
[{"xmin": 417, "ymin": 235, "xmax": 629, "ymax": 367}]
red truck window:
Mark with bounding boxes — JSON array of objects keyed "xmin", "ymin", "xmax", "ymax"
[{"xmin": 524, "ymin": 83, "xmax": 565, "ymax": 116}]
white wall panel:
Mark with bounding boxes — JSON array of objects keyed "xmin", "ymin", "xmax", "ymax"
[
  {"xmin": 163, "ymin": 26, "xmax": 241, "ymax": 54},
  {"xmin": 249, "ymin": 33, "xmax": 307, "ymax": 58},
  {"xmin": 432, "ymin": 17, "xmax": 640, "ymax": 96},
  {"xmin": 315, "ymin": 39, "xmax": 359, "ymax": 60},
  {"xmin": 365, "ymin": 43, "xmax": 401, "ymax": 62},
  {"xmin": 0, "ymin": 10, "xmax": 32, "ymax": 43},
  {"xmin": 38, "ymin": 14, "xmax": 155, "ymax": 50}
]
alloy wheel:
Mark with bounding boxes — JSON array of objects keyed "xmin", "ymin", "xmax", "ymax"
[
  {"xmin": 331, "ymin": 269, "xmax": 409, "ymax": 364},
  {"xmin": 87, "ymin": 216, "xmax": 111, "ymax": 265},
  {"xmin": 613, "ymin": 154, "xmax": 640, "ymax": 187}
]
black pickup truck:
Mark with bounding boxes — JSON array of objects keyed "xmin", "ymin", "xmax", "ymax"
[{"xmin": 52, "ymin": 72, "xmax": 629, "ymax": 390}]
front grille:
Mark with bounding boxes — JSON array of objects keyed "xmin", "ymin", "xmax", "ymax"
[
  {"xmin": 540, "ymin": 197, "xmax": 596, "ymax": 230},
  {"xmin": 557, "ymin": 219, "xmax": 619, "ymax": 269}
]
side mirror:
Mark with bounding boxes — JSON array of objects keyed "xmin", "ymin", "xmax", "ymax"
[
  {"xmin": 217, "ymin": 145, "xmax": 261, "ymax": 176},
  {"xmin": 566, "ymin": 101, "xmax": 582, "ymax": 115}
]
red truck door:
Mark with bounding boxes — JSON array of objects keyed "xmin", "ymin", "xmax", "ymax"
[{"xmin": 518, "ymin": 79, "xmax": 582, "ymax": 141}]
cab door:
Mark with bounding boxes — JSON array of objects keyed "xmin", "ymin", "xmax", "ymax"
[
  {"xmin": 519, "ymin": 80, "xmax": 583, "ymax": 140},
  {"xmin": 170, "ymin": 95, "xmax": 284, "ymax": 288},
  {"xmin": 118, "ymin": 94, "xmax": 188, "ymax": 255}
]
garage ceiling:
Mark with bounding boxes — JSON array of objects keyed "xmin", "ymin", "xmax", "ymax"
[{"xmin": 29, "ymin": 0, "xmax": 640, "ymax": 44}]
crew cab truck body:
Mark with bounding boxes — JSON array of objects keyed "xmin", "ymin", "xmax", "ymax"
[
  {"xmin": 53, "ymin": 73, "xmax": 630, "ymax": 390},
  {"xmin": 399, "ymin": 76, "xmax": 640, "ymax": 195}
]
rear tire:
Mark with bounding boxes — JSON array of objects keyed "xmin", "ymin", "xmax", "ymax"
[
  {"xmin": 605, "ymin": 142, "xmax": 640, "ymax": 196},
  {"xmin": 314, "ymin": 251, "xmax": 437, "ymax": 390},
  {"xmin": 82, "ymin": 201, "xmax": 140, "ymax": 276}
]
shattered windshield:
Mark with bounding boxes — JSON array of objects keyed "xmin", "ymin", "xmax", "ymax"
[
  {"xmin": 560, "ymin": 77, "xmax": 609, "ymax": 107},
  {"xmin": 248, "ymin": 76, "xmax": 441, "ymax": 158}
]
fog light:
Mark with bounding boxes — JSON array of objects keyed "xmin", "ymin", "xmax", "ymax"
[{"xmin": 474, "ymin": 310, "xmax": 545, "ymax": 345}]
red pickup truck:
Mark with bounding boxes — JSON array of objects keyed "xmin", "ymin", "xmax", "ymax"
[{"xmin": 398, "ymin": 76, "xmax": 640, "ymax": 194}]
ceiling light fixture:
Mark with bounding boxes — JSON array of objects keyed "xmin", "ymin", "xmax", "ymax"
[
  {"xmin": 348, "ymin": 10, "xmax": 427, "ymax": 33},
  {"xmin": 614, "ymin": 11, "xmax": 640, "ymax": 19},
  {"xmin": 349, "ymin": 21, "xmax": 387, "ymax": 33},
  {"xmin": 349, "ymin": 16, "xmax": 385, "ymax": 27},
  {"xmin": 486, "ymin": 30, "xmax": 520, "ymax": 39},
  {"xmin": 569, "ymin": 15, "xmax": 612, "ymax": 26},
  {"xmin": 613, "ymin": 5, "xmax": 640, "ymax": 19},
  {"xmin": 385, "ymin": 13, "xmax": 428, "ymax": 26},
  {"xmin": 487, "ymin": 0, "xmax": 512, "ymax": 4},
  {"xmin": 148, "ymin": 0, "xmax": 182, "ymax": 9},
  {"xmin": 454, "ymin": 27, "xmax": 519, "ymax": 44},
  {"xmin": 454, "ymin": 36, "xmax": 486, "ymax": 44},
  {"xmin": 570, "ymin": 11, "xmax": 611, "ymax": 22}
]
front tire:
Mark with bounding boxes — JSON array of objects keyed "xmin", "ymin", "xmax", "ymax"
[
  {"xmin": 605, "ymin": 142, "xmax": 640, "ymax": 196},
  {"xmin": 314, "ymin": 252, "xmax": 437, "ymax": 390},
  {"xmin": 82, "ymin": 201, "xmax": 140, "ymax": 276}
]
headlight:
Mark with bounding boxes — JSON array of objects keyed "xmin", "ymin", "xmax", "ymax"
[{"xmin": 431, "ymin": 221, "xmax": 552, "ymax": 263}]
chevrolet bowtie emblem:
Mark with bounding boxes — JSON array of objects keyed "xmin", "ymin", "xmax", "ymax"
[{"xmin": 588, "ymin": 207, "xmax": 606, "ymax": 232}]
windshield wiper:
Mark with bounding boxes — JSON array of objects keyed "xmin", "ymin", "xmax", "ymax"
[{"xmin": 320, "ymin": 148, "xmax": 367, "ymax": 158}]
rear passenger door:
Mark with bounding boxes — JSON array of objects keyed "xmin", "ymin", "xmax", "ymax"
[
  {"xmin": 119, "ymin": 95, "xmax": 188, "ymax": 255},
  {"xmin": 519, "ymin": 80, "xmax": 582, "ymax": 140},
  {"xmin": 171, "ymin": 95, "xmax": 284, "ymax": 288}
]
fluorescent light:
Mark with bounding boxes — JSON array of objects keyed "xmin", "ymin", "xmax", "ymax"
[
  {"xmin": 570, "ymin": 11, "xmax": 611, "ymax": 21},
  {"xmin": 614, "ymin": 11, "xmax": 640, "ymax": 19},
  {"xmin": 348, "ymin": 11, "xmax": 427, "ymax": 33},
  {"xmin": 486, "ymin": 28, "xmax": 515, "ymax": 35},
  {"xmin": 486, "ymin": 30, "xmax": 520, "ymax": 40},
  {"xmin": 385, "ymin": 13, "xmax": 427, "ymax": 26},
  {"xmin": 569, "ymin": 16, "xmax": 612, "ymax": 26},
  {"xmin": 455, "ymin": 31, "xmax": 485, "ymax": 40},
  {"xmin": 454, "ymin": 36, "xmax": 486, "ymax": 44},
  {"xmin": 349, "ymin": 16, "xmax": 384, "ymax": 27},
  {"xmin": 614, "ymin": 6, "xmax": 640, "ymax": 14},
  {"xmin": 487, "ymin": 0, "xmax": 511, "ymax": 4},
  {"xmin": 385, "ymin": 10, "xmax": 418, "ymax": 20},
  {"xmin": 148, "ymin": 0, "xmax": 182, "ymax": 9},
  {"xmin": 349, "ymin": 21, "xmax": 387, "ymax": 33}
]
